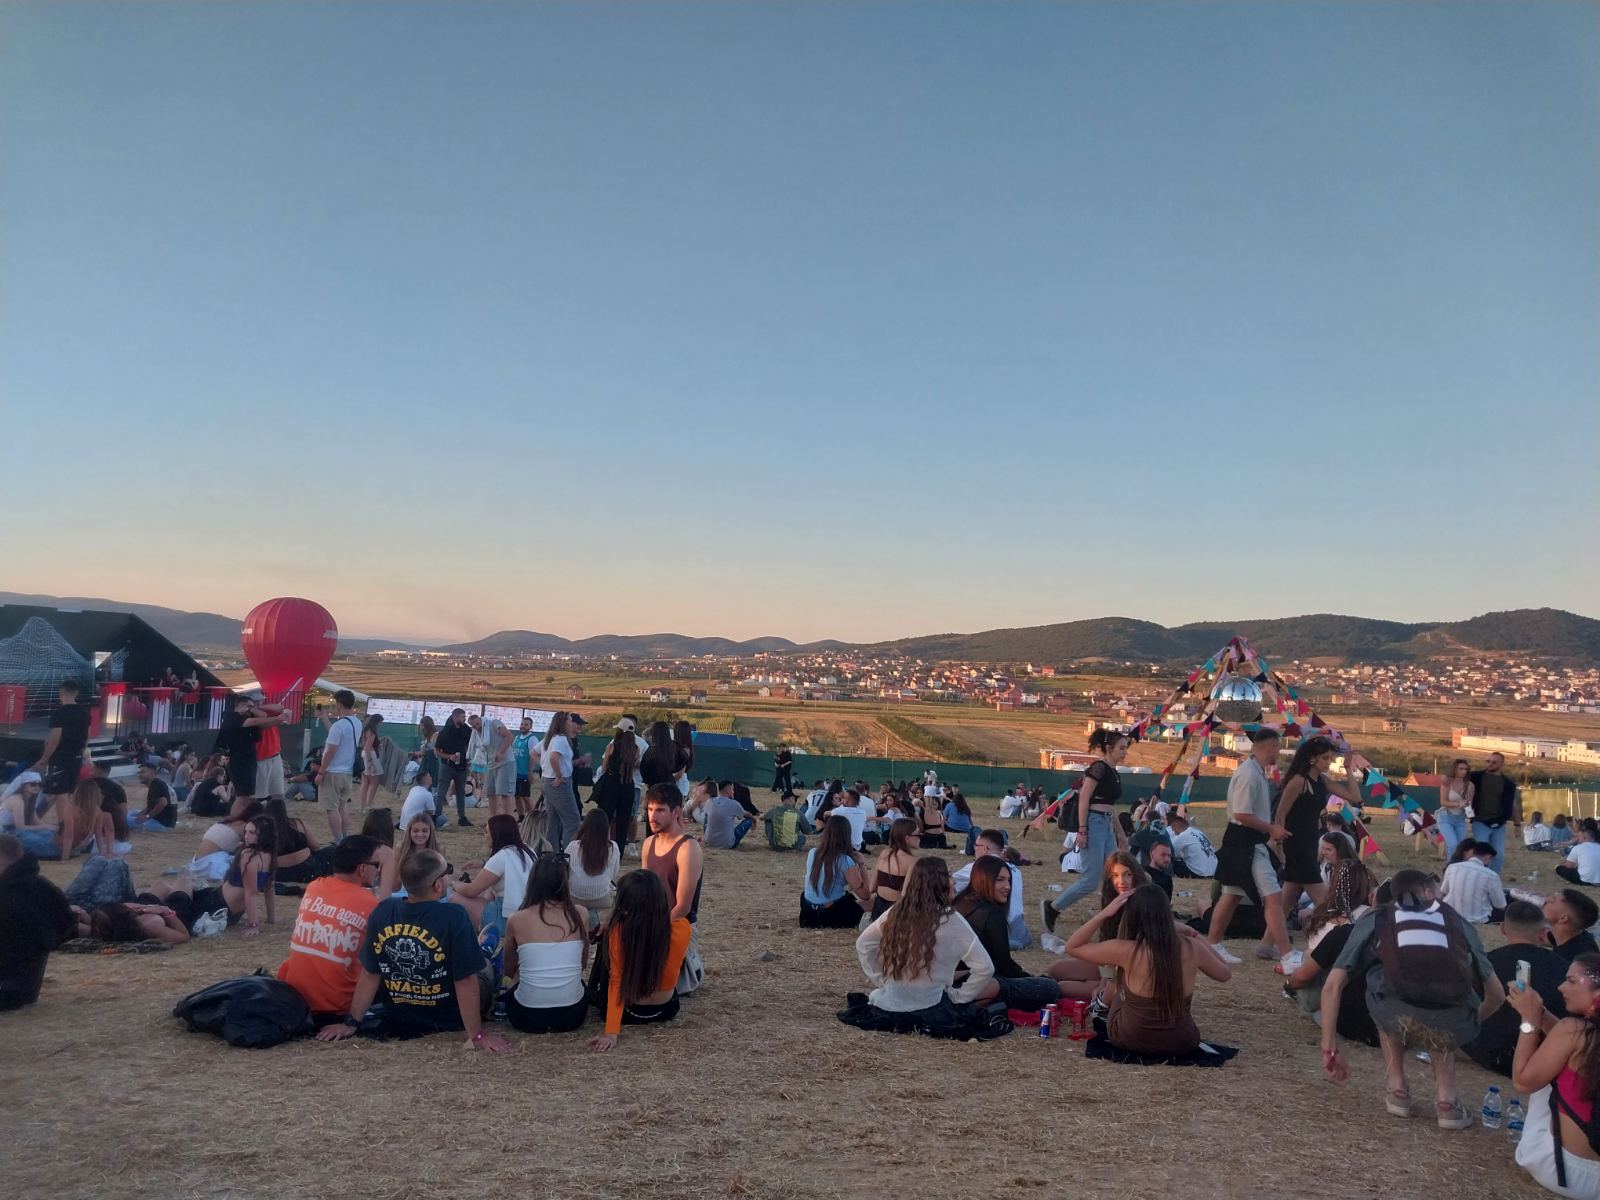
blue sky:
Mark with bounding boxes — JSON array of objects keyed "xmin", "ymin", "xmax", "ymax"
[{"xmin": 1, "ymin": 2, "xmax": 1595, "ymax": 643}]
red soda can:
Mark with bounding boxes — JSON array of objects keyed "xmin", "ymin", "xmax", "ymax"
[{"xmin": 1039, "ymin": 1003, "xmax": 1058, "ymax": 1039}]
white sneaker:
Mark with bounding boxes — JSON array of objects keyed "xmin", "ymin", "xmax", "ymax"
[
  {"xmin": 1277, "ymin": 950, "xmax": 1304, "ymax": 975},
  {"xmin": 1211, "ymin": 944, "xmax": 1242, "ymax": 965}
]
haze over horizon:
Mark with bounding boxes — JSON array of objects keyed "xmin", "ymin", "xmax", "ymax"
[{"xmin": 3, "ymin": 3, "xmax": 1595, "ymax": 644}]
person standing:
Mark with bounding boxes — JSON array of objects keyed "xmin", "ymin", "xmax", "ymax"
[
  {"xmin": 1271, "ymin": 736, "xmax": 1366, "ymax": 914},
  {"xmin": 539, "ymin": 712, "xmax": 581, "ymax": 853},
  {"xmin": 1204, "ymin": 728, "xmax": 1298, "ymax": 972},
  {"xmin": 30, "ymin": 680, "xmax": 90, "ymax": 819},
  {"xmin": 771, "ymin": 745, "xmax": 794, "ymax": 794},
  {"xmin": 434, "ymin": 708, "xmax": 473, "ymax": 828},
  {"xmin": 312, "ymin": 690, "xmax": 362, "ymax": 843},
  {"xmin": 217, "ymin": 695, "xmax": 285, "ymax": 802},
  {"xmin": 1040, "ymin": 729, "xmax": 1129, "ymax": 934},
  {"xmin": 512, "ymin": 717, "xmax": 539, "ymax": 819},
  {"xmin": 1436, "ymin": 759, "xmax": 1474, "ymax": 861},
  {"xmin": 1469, "ymin": 752, "xmax": 1522, "ymax": 875},
  {"xmin": 469, "ymin": 713, "xmax": 515, "ymax": 819},
  {"xmin": 252, "ymin": 706, "xmax": 292, "ymax": 801}
]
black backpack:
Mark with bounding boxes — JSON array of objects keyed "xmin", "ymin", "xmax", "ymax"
[{"xmin": 1374, "ymin": 904, "xmax": 1476, "ymax": 1008}]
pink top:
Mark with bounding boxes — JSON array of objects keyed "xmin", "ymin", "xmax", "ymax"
[{"xmin": 1558, "ymin": 1068, "xmax": 1594, "ymax": 1124}]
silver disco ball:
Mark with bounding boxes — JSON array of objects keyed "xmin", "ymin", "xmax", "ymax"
[{"xmin": 1210, "ymin": 673, "xmax": 1264, "ymax": 724}]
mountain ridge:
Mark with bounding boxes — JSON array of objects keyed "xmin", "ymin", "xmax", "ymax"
[{"xmin": 3, "ymin": 592, "xmax": 1596, "ymax": 664}]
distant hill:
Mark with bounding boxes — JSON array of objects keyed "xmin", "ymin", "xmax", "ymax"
[
  {"xmin": 0, "ymin": 592, "xmax": 428, "ymax": 654},
  {"xmin": 4, "ymin": 591, "xmax": 1595, "ymax": 665},
  {"xmin": 858, "ymin": 609, "xmax": 1600, "ymax": 666}
]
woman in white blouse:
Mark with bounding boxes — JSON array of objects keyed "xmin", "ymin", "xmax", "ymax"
[
  {"xmin": 502, "ymin": 855, "xmax": 591, "ymax": 1034},
  {"xmin": 855, "ymin": 856, "xmax": 994, "ymax": 1014}
]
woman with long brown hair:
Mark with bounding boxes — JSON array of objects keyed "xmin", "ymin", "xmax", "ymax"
[
  {"xmin": 855, "ymin": 856, "xmax": 993, "ymax": 1015},
  {"xmin": 588, "ymin": 869, "xmax": 692, "ymax": 1052},
  {"xmin": 503, "ymin": 854, "xmax": 592, "ymax": 1034},
  {"xmin": 567, "ymin": 807, "xmax": 621, "ymax": 928},
  {"xmin": 449, "ymin": 813, "xmax": 537, "ymax": 932},
  {"xmin": 597, "ymin": 727, "xmax": 643, "ymax": 851},
  {"xmin": 952, "ymin": 856, "xmax": 1065, "ymax": 1011},
  {"xmin": 800, "ymin": 813, "xmax": 870, "ymax": 928},
  {"xmin": 1046, "ymin": 851, "xmax": 1149, "ymax": 999},
  {"xmin": 1066, "ymin": 882, "xmax": 1233, "ymax": 1055},
  {"xmin": 868, "ymin": 817, "xmax": 920, "ymax": 918}
]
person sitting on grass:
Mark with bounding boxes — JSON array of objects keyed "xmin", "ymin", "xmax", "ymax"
[
  {"xmin": 262, "ymin": 797, "xmax": 325, "ymax": 885},
  {"xmin": 703, "ymin": 781, "xmax": 756, "ymax": 850},
  {"xmin": 800, "ymin": 814, "xmax": 870, "ymax": 929},
  {"xmin": 952, "ymin": 856, "xmax": 1064, "ymax": 1012},
  {"xmin": 567, "ymin": 808, "xmax": 622, "ymax": 930},
  {"xmin": 399, "ymin": 770, "xmax": 443, "ymax": 831},
  {"xmin": 1144, "ymin": 842, "xmax": 1175, "ymax": 899},
  {"xmin": 358, "ymin": 809, "xmax": 400, "ymax": 898},
  {"xmin": 855, "ymin": 856, "xmax": 994, "ymax": 1019},
  {"xmin": 128, "ymin": 762, "xmax": 178, "ymax": 831},
  {"xmin": 762, "ymin": 792, "xmax": 808, "ymax": 850},
  {"xmin": 1557, "ymin": 822, "xmax": 1600, "ymax": 888},
  {"xmin": 1507, "ymin": 951, "xmax": 1600, "ymax": 1197},
  {"xmin": 1319, "ymin": 868, "xmax": 1504, "ymax": 1130},
  {"xmin": 1046, "ymin": 851, "xmax": 1150, "ymax": 1002},
  {"xmin": 588, "ymin": 868, "xmax": 692, "ymax": 1053},
  {"xmin": 1067, "ymin": 882, "xmax": 1232, "ymax": 1056},
  {"xmin": 1461, "ymin": 899, "xmax": 1569, "ymax": 1078},
  {"xmin": 1284, "ymin": 860, "xmax": 1380, "ymax": 1047},
  {"xmin": 187, "ymin": 801, "xmax": 264, "ymax": 883},
  {"xmin": 1318, "ymin": 830, "xmax": 1359, "ymax": 884},
  {"xmin": 316, "ymin": 849, "xmax": 508, "ymax": 1052},
  {"xmin": 0, "ymin": 834, "xmax": 76, "ymax": 1011},
  {"xmin": 276, "ymin": 835, "xmax": 382, "ymax": 1022},
  {"xmin": 915, "ymin": 786, "xmax": 949, "ymax": 849},
  {"xmin": 951, "ymin": 828, "xmax": 1029, "ymax": 950},
  {"xmin": 943, "ymin": 787, "xmax": 978, "ymax": 856},
  {"xmin": 1546, "ymin": 889, "xmax": 1600, "ymax": 964},
  {"xmin": 1439, "ymin": 839, "xmax": 1509, "ymax": 924},
  {"xmin": 1550, "ymin": 813, "xmax": 1576, "ymax": 855},
  {"xmin": 503, "ymin": 854, "xmax": 591, "ymax": 1035},
  {"xmin": 1524, "ymin": 811, "xmax": 1553, "ymax": 852},
  {"xmin": 449, "ymin": 814, "xmax": 538, "ymax": 934},
  {"xmin": 1165, "ymin": 812, "xmax": 1216, "ymax": 879},
  {"xmin": 867, "ymin": 818, "xmax": 920, "ymax": 919}
]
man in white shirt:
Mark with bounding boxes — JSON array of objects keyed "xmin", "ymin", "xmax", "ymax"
[
  {"xmin": 852, "ymin": 788, "xmax": 884, "ymax": 846},
  {"xmin": 950, "ymin": 828, "xmax": 1029, "ymax": 950},
  {"xmin": 1441, "ymin": 842, "xmax": 1510, "ymax": 923},
  {"xmin": 1557, "ymin": 826, "xmax": 1600, "ymax": 887},
  {"xmin": 1167, "ymin": 813, "xmax": 1217, "ymax": 878},
  {"xmin": 469, "ymin": 714, "xmax": 516, "ymax": 818},
  {"xmin": 400, "ymin": 771, "xmax": 444, "ymax": 829},
  {"xmin": 804, "ymin": 782, "xmax": 834, "ymax": 825},
  {"xmin": 998, "ymin": 785, "xmax": 1028, "ymax": 820}
]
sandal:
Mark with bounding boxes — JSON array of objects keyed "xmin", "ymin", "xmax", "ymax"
[
  {"xmin": 1436, "ymin": 1100, "xmax": 1472, "ymax": 1130},
  {"xmin": 1385, "ymin": 1089, "xmax": 1412, "ymax": 1118}
]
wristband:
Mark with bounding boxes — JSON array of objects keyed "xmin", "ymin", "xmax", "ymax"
[
  {"xmin": 1322, "ymin": 1048, "xmax": 1337, "ymax": 1062},
  {"xmin": 472, "ymin": 1030, "xmax": 486, "ymax": 1044}
]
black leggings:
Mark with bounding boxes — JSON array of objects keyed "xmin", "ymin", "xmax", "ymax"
[{"xmin": 1556, "ymin": 866, "xmax": 1597, "ymax": 887}]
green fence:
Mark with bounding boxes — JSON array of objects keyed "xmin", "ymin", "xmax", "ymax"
[{"xmin": 299, "ymin": 721, "xmax": 1450, "ymax": 809}]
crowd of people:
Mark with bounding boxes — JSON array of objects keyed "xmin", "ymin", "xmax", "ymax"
[{"xmin": 3, "ymin": 684, "xmax": 1598, "ymax": 1196}]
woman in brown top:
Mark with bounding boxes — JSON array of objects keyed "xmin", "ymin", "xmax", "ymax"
[
  {"xmin": 1067, "ymin": 883, "xmax": 1232, "ymax": 1055},
  {"xmin": 868, "ymin": 819, "xmax": 920, "ymax": 918}
]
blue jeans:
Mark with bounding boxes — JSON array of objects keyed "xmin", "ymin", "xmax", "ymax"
[
  {"xmin": 1472, "ymin": 821, "xmax": 1508, "ymax": 875},
  {"xmin": 1437, "ymin": 809, "xmax": 1468, "ymax": 859},
  {"xmin": 962, "ymin": 826, "xmax": 979, "ymax": 855},
  {"xmin": 731, "ymin": 817, "xmax": 753, "ymax": 848},
  {"xmin": 1007, "ymin": 912, "xmax": 1031, "ymax": 951},
  {"xmin": 1050, "ymin": 810, "xmax": 1114, "ymax": 914}
]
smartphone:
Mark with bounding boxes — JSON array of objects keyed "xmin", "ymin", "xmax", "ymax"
[{"xmin": 1517, "ymin": 960, "xmax": 1532, "ymax": 991}]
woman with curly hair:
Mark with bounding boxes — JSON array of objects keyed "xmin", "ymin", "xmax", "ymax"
[{"xmin": 854, "ymin": 856, "xmax": 993, "ymax": 1016}]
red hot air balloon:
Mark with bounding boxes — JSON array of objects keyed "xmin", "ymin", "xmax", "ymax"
[{"xmin": 240, "ymin": 598, "xmax": 339, "ymax": 716}]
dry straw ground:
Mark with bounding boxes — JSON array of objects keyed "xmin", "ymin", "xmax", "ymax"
[{"xmin": 4, "ymin": 789, "xmax": 1552, "ymax": 1200}]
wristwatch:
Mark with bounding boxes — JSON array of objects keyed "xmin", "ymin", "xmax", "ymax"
[
  {"xmin": 342, "ymin": 1014, "xmax": 360, "ymax": 1028},
  {"xmin": 1520, "ymin": 1021, "xmax": 1538, "ymax": 1035}
]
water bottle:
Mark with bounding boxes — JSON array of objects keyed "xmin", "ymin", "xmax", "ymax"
[
  {"xmin": 1507, "ymin": 1097, "xmax": 1525, "ymax": 1142},
  {"xmin": 1482, "ymin": 1085, "xmax": 1503, "ymax": 1130}
]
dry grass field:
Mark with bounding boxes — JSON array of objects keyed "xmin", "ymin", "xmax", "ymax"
[{"xmin": 3, "ymin": 784, "xmax": 1552, "ymax": 1200}]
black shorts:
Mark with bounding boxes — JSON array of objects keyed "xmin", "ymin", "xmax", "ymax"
[
  {"xmin": 229, "ymin": 760, "xmax": 258, "ymax": 797},
  {"xmin": 505, "ymin": 993, "xmax": 588, "ymax": 1034},
  {"xmin": 43, "ymin": 763, "xmax": 78, "ymax": 796},
  {"xmin": 515, "ymin": 776, "xmax": 532, "ymax": 800}
]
